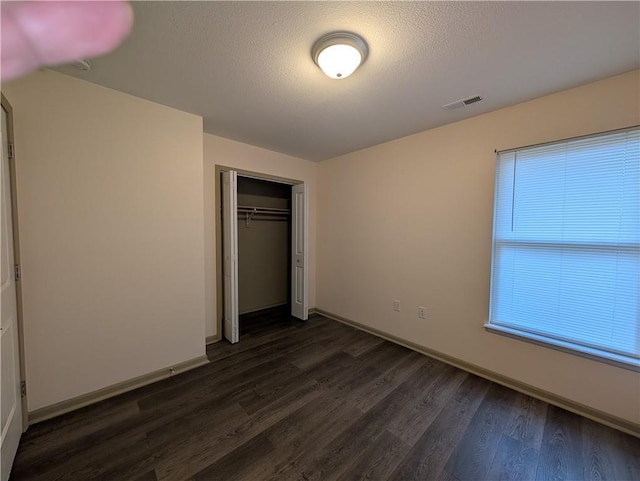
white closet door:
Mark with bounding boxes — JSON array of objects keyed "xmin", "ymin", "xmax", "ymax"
[
  {"xmin": 291, "ymin": 183, "xmax": 308, "ymax": 320},
  {"xmin": 222, "ymin": 170, "xmax": 239, "ymax": 343},
  {"xmin": 1, "ymin": 104, "xmax": 23, "ymax": 481}
]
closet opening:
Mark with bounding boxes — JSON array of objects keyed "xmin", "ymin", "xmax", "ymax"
[
  {"xmin": 216, "ymin": 167, "xmax": 308, "ymax": 344},
  {"xmin": 237, "ymin": 176, "xmax": 291, "ymax": 318}
]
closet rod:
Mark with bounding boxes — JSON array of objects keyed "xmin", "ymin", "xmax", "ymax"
[
  {"xmin": 237, "ymin": 206, "xmax": 290, "ymax": 215},
  {"xmin": 238, "ymin": 206, "xmax": 289, "ymax": 227}
]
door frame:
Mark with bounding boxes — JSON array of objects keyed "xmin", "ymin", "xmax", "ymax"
[
  {"xmin": 1, "ymin": 93, "xmax": 28, "ymax": 430},
  {"xmin": 221, "ymin": 170, "xmax": 239, "ymax": 344},
  {"xmin": 214, "ymin": 165, "xmax": 306, "ymax": 341}
]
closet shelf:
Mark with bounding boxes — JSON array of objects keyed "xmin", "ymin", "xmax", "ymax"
[
  {"xmin": 238, "ymin": 205, "xmax": 290, "ymax": 227},
  {"xmin": 237, "ymin": 205, "xmax": 290, "ymax": 215}
]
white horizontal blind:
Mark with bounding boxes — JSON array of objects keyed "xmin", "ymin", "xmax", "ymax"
[{"xmin": 490, "ymin": 128, "xmax": 640, "ymax": 361}]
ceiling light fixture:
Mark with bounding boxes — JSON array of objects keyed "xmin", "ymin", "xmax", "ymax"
[{"xmin": 312, "ymin": 32, "xmax": 368, "ymax": 79}]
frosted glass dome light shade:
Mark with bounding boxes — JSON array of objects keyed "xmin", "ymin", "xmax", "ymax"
[
  {"xmin": 317, "ymin": 45, "xmax": 361, "ymax": 79},
  {"xmin": 312, "ymin": 32, "xmax": 368, "ymax": 79}
]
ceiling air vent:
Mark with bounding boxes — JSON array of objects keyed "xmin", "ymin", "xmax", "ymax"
[{"xmin": 442, "ymin": 94, "xmax": 483, "ymax": 111}]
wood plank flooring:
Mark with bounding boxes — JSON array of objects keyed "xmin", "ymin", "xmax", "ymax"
[{"xmin": 10, "ymin": 308, "xmax": 640, "ymax": 481}]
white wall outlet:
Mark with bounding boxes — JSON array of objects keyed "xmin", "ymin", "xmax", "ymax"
[
  {"xmin": 393, "ymin": 300, "xmax": 401, "ymax": 312},
  {"xmin": 418, "ymin": 306, "xmax": 427, "ymax": 319}
]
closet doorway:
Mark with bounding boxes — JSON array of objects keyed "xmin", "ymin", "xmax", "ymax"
[{"xmin": 217, "ymin": 167, "xmax": 308, "ymax": 344}]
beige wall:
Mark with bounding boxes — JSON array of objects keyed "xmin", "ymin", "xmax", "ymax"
[
  {"xmin": 2, "ymin": 71, "xmax": 206, "ymax": 411},
  {"xmin": 203, "ymin": 134, "xmax": 317, "ymax": 338},
  {"xmin": 317, "ymin": 69, "xmax": 640, "ymax": 425}
]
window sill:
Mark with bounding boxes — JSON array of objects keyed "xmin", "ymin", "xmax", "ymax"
[{"xmin": 484, "ymin": 323, "xmax": 640, "ymax": 373}]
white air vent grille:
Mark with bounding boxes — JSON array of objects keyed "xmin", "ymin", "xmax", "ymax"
[
  {"xmin": 463, "ymin": 95, "xmax": 482, "ymax": 105},
  {"xmin": 442, "ymin": 94, "xmax": 483, "ymax": 111}
]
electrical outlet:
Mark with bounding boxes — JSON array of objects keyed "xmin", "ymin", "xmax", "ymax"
[
  {"xmin": 393, "ymin": 300, "xmax": 401, "ymax": 312},
  {"xmin": 418, "ymin": 306, "xmax": 427, "ymax": 319}
]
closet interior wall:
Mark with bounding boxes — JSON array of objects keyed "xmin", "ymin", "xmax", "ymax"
[{"xmin": 237, "ymin": 177, "xmax": 291, "ymax": 315}]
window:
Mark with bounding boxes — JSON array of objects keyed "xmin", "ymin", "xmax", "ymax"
[{"xmin": 487, "ymin": 127, "xmax": 639, "ymax": 369}]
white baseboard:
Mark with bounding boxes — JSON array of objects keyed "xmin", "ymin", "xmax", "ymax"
[
  {"xmin": 315, "ymin": 308, "xmax": 640, "ymax": 438},
  {"xmin": 28, "ymin": 355, "xmax": 210, "ymax": 425}
]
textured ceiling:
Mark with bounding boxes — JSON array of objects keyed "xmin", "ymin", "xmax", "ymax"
[{"xmin": 55, "ymin": 1, "xmax": 640, "ymax": 161}]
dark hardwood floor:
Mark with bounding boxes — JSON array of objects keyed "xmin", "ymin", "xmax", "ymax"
[{"xmin": 10, "ymin": 308, "xmax": 640, "ymax": 481}]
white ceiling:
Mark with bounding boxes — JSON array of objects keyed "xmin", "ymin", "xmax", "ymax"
[{"xmin": 55, "ymin": 1, "xmax": 640, "ymax": 161}]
